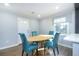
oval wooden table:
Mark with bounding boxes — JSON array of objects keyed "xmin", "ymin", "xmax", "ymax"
[{"xmin": 28, "ymin": 35, "xmax": 54, "ymax": 56}]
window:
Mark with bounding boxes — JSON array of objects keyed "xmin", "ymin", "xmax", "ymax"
[{"xmin": 54, "ymin": 17, "xmax": 69, "ymax": 34}]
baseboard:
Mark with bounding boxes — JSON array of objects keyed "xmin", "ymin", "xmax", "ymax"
[
  {"xmin": 0, "ymin": 42, "xmax": 22, "ymax": 50},
  {"xmin": 0, "ymin": 42, "xmax": 72, "ymax": 50}
]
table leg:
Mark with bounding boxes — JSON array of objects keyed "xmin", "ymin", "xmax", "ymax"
[
  {"xmin": 40, "ymin": 41, "xmax": 45, "ymax": 56},
  {"xmin": 44, "ymin": 47, "xmax": 45, "ymax": 55},
  {"xmin": 36, "ymin": 42, "xmax": 38, "ymax": 56},
  {"xmin": 44, "ymin": 41, "xmax": 45, "ymax": 56},
  {"xmin": 36, "ymin": 49, "xmax": 38, "ymax": 56}
]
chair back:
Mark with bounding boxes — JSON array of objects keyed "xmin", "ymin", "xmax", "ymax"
[
  {"xmin": 49, "ymin": 31, "xmax": 56, "ymax": 35},
  {"xmin": 49, "ymin": 31, "xmax": 54, "ymax": 35},
  {"xmin": 53, "ymin": 32, "xmax": 60, "ymax": 47},
  {"xmin": 19, "ymin": 33, "xmax": 29, "ymax": 49},
  {"xmin": 49, "ymin": 31, "xmax": 56, "ymax": 40},
  {"xmin": 32, "ymin": 31, "xmax": 38, "ymax": 36}
]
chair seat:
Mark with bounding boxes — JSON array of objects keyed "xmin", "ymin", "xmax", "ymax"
[
  {"xmin": 24, "ymin": 44, "xmax": 38, "ymax": 53},
  {"xmin": 44, "ymin": 41, "xmax": 56, "ymax": 48},
  {"xmin": 31, "ymin": 42, "xmax": 38, "ymax": 45}
]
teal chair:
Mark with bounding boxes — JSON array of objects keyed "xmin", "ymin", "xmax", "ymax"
[
  {"xmin": 49, "ymin": 31, "xmax": 56, "ymax": 35},
  {"xmin": 19, "ymin": 33, "xmax": 38, "ymax": 56},
  {"xmin": 31, "ymin": 31, "xmax": 38, "ymax": 44},
  {"xmin": 44, "ymin": 32, "xmax": 60, "ymax": 56},
  {"xmin": 49, "ymin": 31, "xmax": 54, "ymax": 35},
  {"xmin": 32, "ymin": 31, "xmax": 38, "ymax": 36}
]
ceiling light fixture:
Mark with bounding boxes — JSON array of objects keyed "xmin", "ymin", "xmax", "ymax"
[
  {"xmin": 38, "ymin": 14, "xmax": 40, "ymax": 18},
  {"xmin": 4, "ymin": 3, "xmax": 10, "ymax": 7},
  {"xmin": 56, "ymin": 6, "xmax": 59, "ymax": 10}
]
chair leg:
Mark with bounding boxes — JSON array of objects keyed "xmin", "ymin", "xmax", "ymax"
[
  {"xmin": 26, "ymin": 53, "xmax": 28, "ymax": 56},
  {"xmin": 36, "ymin": 49, "xmax": 38, "ymax": 56},
  {"xmin": 44, "ymin": 47, "xmax": 45, "ymax": 55},
  {"xmin": 32, "ymin": 50, "xmax": 34, "ymax": 56},
  {"xmin": 53, "ymin": 49, "xmax": 56, "ymax": 56},
  {"xmin": 22, "ymin": 49, "xmax": 24, "ymax": 56},
  {"xmin": 56, "ymin": 47, "xmax": 59, "ymax": 54}
]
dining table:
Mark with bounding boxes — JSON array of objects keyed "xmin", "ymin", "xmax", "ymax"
[{"xmin": 28, "ymin": 35, "xmax": 54, "ymax": 55}]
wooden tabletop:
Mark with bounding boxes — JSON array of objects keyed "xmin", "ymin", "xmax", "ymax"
[{"xmin": 28, "ymin": 35, "xmax": 53, "ymax": 42}]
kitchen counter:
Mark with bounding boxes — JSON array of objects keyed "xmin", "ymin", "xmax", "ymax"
[
  {"xmin": 64, "ymin": 34, "xmax": 79, "ymax": 56},
  {"xmin": 64, "ymin": 34, "xmax": 79, "ymax": 43}
]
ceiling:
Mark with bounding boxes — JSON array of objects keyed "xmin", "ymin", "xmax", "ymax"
[{"xmin": 0, "ymin": 3, "xmax": 74, "ymax": 19}]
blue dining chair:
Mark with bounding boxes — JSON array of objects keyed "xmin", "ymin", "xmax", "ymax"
[
  {"xmin": 32, "ymin": 31, "xmax": 38, "ymax": 36},
  {"xmin": 49, "ymin": 31, "xmax": 54, "ymax": 35},
  {"xmin": 19, "ymin": 33, "xmax": 38, "ymax": 56},
  {"xmin": 49, "ymin": 31, "xmax": 56, "ymax": 36},
  {"xmin": 44, "ymin": 32, "xmax": 60, "ymax": 56},
  {"xmin": 31, "ymin": 31, "xmax": 39, "ymax": 44}
]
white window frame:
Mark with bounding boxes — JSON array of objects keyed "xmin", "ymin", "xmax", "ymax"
[{"xmin": 54, "ymin": 17, "xmax": 69, "ymax": 34}]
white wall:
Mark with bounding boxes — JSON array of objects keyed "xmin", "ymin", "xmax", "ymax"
[
  {"xmin": 17, "ymin": 17, "xmax": 40, "ymax": 43},
  {"xmin": 29, "ymin": 19, "xmax": 40, "ymax": 33},
  {"xmin": 0, "ymin": 11, "xmax": 40, "ymax": 49},
  {"xmin": 17, "ymin": 17, "xmax": 30, "ymax": 36},
  {"xmin": 17, "ymin": 17, "xmax": 30, "ymax": 43},
  {"xmin": 17, "ymin": 17, "xmax": 40, "ymax": 35},
  {"xmin": 68, "ymin": 11, "xmax": 75, "ymax": 34},
  {"xmin": 0, "ymin": 11, "xmax": 18, "ymax": 49},
  {"xmin": 39, "ymin": 17, "xmax": 53, "ymax": 34}
]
